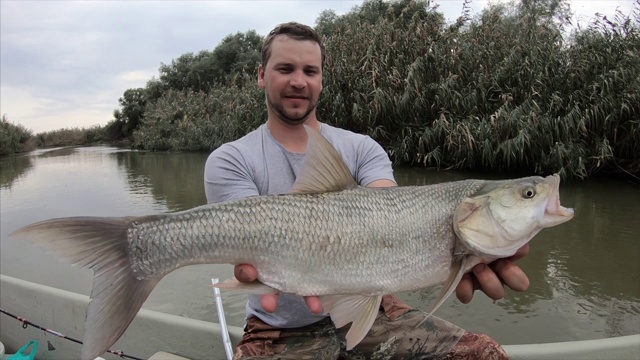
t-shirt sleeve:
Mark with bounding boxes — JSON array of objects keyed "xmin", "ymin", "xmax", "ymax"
[
  {"xmin": 355, "ymin": 136, "xmax": 396, "ymax": 187},
  {"xmin": 204, "ymin": 143, "xmax": 259, "ymax": 204}
]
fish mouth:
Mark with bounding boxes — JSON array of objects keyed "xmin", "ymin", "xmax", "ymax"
[{"xmin": 543, "ymin": 174, "xmax": 574, "ymax": 226}]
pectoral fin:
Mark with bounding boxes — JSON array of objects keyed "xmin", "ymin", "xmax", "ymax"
[
  {"xmin": 322, "ymin": 294, "xmax": 382, "ymax": 350},
  {"xmin": 212, "ymin": 277, "xmax": 279, "ymax": 294},
  {"xmin": 426, "ymin": 257, "xmax": 469, "ymax": 318}
]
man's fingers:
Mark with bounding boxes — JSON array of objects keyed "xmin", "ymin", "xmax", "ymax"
[
  {"xmin": 455, "ymin": 273, "xmax": 477, "ymax": 304},
  {"xmin": 235, "ymin": 264, "xmax": 280, "ymax": 312},
  {"xmin": 455, "ymin": 245, "xmax": 531, "ymax": 304},
  {"xmin": 492, "ymin": 259, "xmax": 530, "ymax": 292},
  {"xmin": 305, "ymin": 296, "xmax": 324, "ymax": 314},
  {"xmin": 234, "ymin": 264, "xmax": 323, "ymax": 314},
  {"xmin": 261, "ymin": 293, "xmax": 279, "ymax": 313},
  {"xmin": 473, "ymin": 263, "xmax": 505, "ymax": 301},
  {"xmin": 234, "ymin": 264, "xmax": 258, "ymax": 283}
]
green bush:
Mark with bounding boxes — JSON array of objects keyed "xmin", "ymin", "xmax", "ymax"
[
  {"xmin": 0, "ymin": 115, "xmax": 33, "ymax": 155},
  {"xmin": 133, "ymin": 74, "xmax": 265, "ymax": 151}
]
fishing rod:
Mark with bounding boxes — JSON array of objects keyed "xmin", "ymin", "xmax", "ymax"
[
  {"xmin": 0, "ymin": 307, "xmax": 144, "ymax": 360},
  {"xmin": 211, "ymin": 278, "xmax": 234, "ymax": 360}
]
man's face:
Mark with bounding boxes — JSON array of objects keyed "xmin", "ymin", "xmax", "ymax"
[{"xmin": 258, "ymin": 35, "xmax": 323, "ymax": 125}]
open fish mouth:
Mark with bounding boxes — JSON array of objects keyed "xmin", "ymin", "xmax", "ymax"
[{"xmin": 544, "ymin": 174, "xmax": 574, "ymax": 224}]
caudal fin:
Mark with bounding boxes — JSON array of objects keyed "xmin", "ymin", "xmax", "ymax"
[{"xmin": 11, "ymin": 216, "xmax": 162, "ymax": 360}]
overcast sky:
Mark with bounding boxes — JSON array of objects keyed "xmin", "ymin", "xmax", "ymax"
[{"xmin": 1, "ymin": 0, "xmax": 635, "ymax": 133}]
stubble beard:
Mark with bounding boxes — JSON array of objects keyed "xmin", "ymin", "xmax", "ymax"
[{"xmin": 267, "ymin": 93, "xmax": 317, "ymax": 126}]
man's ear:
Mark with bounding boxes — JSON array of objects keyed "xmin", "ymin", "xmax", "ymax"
[{"xmin": 257, "ymin": 64, "xmax": 265, "ymax": 89}]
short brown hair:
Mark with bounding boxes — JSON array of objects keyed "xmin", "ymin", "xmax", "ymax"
[{"xmin": 261, "ymin": 22, "xmax": 326, "ymax": 69}]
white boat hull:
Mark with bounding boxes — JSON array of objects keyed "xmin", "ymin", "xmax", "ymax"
[
  {"xmin": 1, "ymin": 275, "xmax": 638, "ymax": 360},
  {"xmin": 0, "ymin": 274, "xmax": 242, "ymax": 360}
]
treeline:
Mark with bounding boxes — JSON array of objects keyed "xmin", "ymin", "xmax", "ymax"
[
  {"xmin": 6, "ymin": 0, "xmax": 639, "ymax": 179},
  {"xmin": 124, "ymin": 0, "xmax": 639, "ymax": 179},
  {"xmin": 33, "ymin": 126, "xmax": 106, "ymax": 148},
  {"xmin": 1, "ymin": 114, "xmax": 106, "ymax": 154}
]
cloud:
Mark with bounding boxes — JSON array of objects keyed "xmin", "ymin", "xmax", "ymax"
[
  {"xmin": 1, "ymin": 0, "xmax": 365, "ymax": 133},
  {"xmin": 117, "ymin": 69, "xmax": 160, "ymax": 85},
  {"xmin": 0, "ymin": 0, "xmax": 635, "ymax": 133}
]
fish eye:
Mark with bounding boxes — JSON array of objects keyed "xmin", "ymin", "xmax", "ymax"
[{"xmin": 522, "ymin": 186, "xmax": 536, "ymax": 199}]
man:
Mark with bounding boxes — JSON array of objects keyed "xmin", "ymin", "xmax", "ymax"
[{"xmin": 205, "ymin": 22, "xmax": 529, "ymax": 359}]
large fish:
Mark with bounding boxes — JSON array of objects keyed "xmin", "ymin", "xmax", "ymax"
[{"xmin": 11, "ymin": 126, "xmax": 574, "ymax": 360}]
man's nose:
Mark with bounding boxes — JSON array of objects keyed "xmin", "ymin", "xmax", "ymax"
[{"xmin": 290, "ymin": 71, "xmax": 306, "ymax": 88}]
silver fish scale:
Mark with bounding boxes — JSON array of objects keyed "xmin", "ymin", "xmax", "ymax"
[{"xmin": 128, "ymin": 180, "xmax": 486, "ymax": 295}]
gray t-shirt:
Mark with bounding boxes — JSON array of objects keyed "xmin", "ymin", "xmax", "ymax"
[{"xmin": 204, "ymin": 123, "xmax": 395, "ymax": 328}]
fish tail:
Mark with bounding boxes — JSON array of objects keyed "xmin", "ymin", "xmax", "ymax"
[{"xmin": 10, "ymin": 216, "xmax": 162, "ymax": 360}]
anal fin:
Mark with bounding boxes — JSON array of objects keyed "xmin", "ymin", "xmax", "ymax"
[{"xmin": 322, "ymin": 294, "xmax": 382, "ymax": 350}]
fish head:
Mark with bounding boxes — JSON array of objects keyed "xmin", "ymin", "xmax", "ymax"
[{"xmin": 453, "ymin": 174, "xmax": 574, "ymax": 258}]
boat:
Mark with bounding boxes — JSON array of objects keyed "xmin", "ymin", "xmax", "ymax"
[{"xmin": 1, "ymin": 274, "xmax": 638, "ymax": 360}]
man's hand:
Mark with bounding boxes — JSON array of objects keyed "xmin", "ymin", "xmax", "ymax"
[
  {"xmin": 234, "ymin": 264, "xmax": 324, "ymax": 314},
  {"xmin": 455, "ymin": 244, "xmax": 531, "ymax": 304}
]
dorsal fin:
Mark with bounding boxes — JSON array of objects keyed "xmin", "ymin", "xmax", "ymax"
[{"xmin": 290, "ymin": 125, "xmax": 357, "ymax": 194}]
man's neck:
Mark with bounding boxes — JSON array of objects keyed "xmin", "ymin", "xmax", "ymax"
[{"xmin": 266, "ymin": 117, "xmax": 321, "ymax": 154}]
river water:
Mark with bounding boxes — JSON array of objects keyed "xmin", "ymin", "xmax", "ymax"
[{"xmin": 1, "ymin": 146, "xmax": 638, "ymax": 345}]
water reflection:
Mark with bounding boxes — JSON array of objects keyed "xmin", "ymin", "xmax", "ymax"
[
  {"xmin": 36, "ymin": 146, "xmax": 78, "ymax": 158},
  {"xmin": 113, "ymin": 151, "xmax": 209, "ymax": 211},
  {"xmin": 0, "ymin": 154, "xmax": 33, "ymax": 189},
  {"xmin": 0, "ymin": 146, "xmax": 83, "ymax": 195}
]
